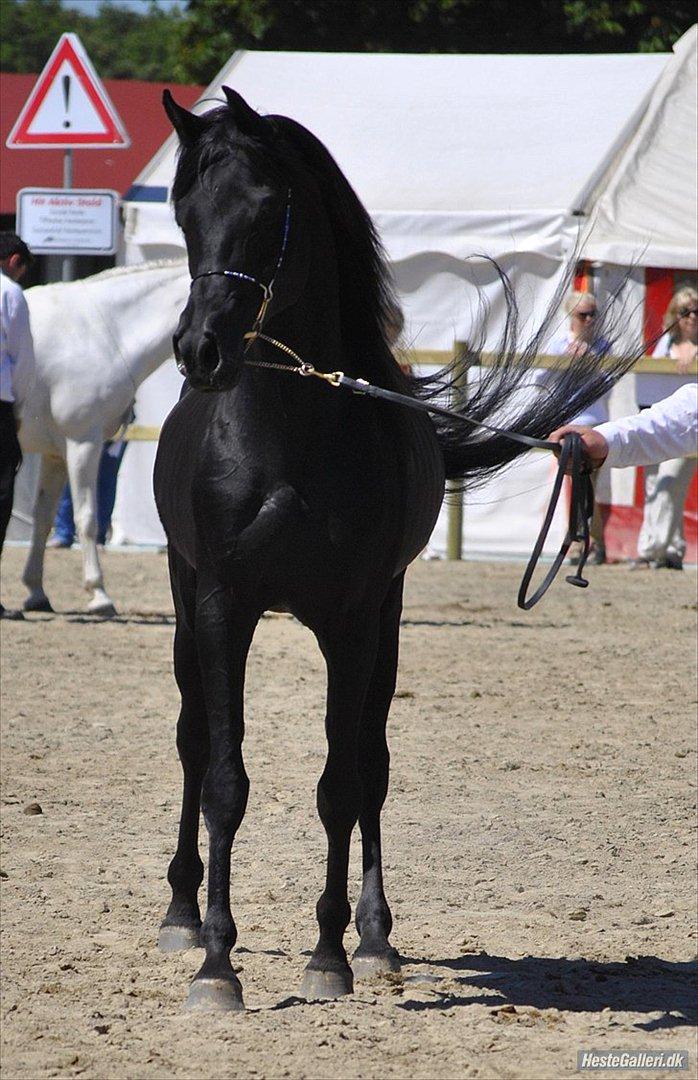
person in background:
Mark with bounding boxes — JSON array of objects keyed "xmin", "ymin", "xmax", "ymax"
[
  {"xmin": 0, "ymin": 233, "xmax": 35, "ymax": 620},
  {"xmin": 632, "ymin": 287, "xmax": 697, "ymax": 570},
  {"xmin": 548, "ymin": 382, "xmax": 697, "ymax": 472},
  {"xmin": 545, "ymin": 290, "xmax": 612, "ymax": 564},
  {"xmin": 383, "ymin": 302, "xmax": 413, "ymax": 376}
]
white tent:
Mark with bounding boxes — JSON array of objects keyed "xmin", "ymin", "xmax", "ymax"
[
  {"xmin": 582, "ymin": 24, "xmax": 697, "ymax": 270},
  {"xmin": 113, "ymin": 41, "xmax": 695, "ymax": 553},
  {"xmin": 123, "ymin": 47, "xmax": 671, "ymax": 349}
]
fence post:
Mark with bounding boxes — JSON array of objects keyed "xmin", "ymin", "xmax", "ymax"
[{"xmin": 446, "ymin": 341, "xmax": 479, "ymax": 560}]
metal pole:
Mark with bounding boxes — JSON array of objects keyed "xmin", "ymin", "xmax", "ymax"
[
  {"xmin": 445, "ymin": 341, "xmax": 477, "ymax": 560},
  {"xmin": 61, "ymin": 148, "xmax": 75, "ymax": 282}
]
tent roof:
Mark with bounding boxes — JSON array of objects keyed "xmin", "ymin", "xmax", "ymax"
[
  {"xmin": 582, "ymin": 24, "xmax": 697, "ymax": 269},
  {"xmin": 129, "ymin": 49, "xmax": 667, "ymax": 217}
]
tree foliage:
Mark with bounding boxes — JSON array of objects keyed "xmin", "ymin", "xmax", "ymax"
[
  {"xmin": 1, "ymin": 0, "xmax": 185, "ymax": 80},
  {"xmin": 1, "ymin": 0, "xmax": 694, "ymax": 84},
  {"xmin": 175, "ymin": 0, "xmax": 695, "ymax": 81}
]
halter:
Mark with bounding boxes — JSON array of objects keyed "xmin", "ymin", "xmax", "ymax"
[{"xmin": 187, "ymin": 189, "xmax": 292, "ymax": 341}]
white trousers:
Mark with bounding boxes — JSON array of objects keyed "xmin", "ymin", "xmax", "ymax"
[{"xmin": 637, "ymin": 456, "xmax": 696, "ymax": 562}]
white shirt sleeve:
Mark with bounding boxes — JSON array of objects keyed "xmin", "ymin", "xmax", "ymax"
[
  {"xmin": 7, "ymin": 288, "xmax": 36, "ymax": 412},
  {"xmin": 596, "ymin": 383, "xmax": 697, "ymax": 468},
  {"xmin": 1, "ymin": 275, "xmax": 36, "ymax": 412}
]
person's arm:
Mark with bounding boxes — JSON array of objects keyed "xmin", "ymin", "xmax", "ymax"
[{"xmin": 548, "ymin": 384, "xmax": 697, "ymax": 470}]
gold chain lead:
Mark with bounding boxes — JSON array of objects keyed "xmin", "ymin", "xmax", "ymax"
[{"xmin": 243, "ymin": 331, "xmax": 343, "ymax": 386}]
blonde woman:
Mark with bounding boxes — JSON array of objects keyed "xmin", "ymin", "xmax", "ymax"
[
  {"xmin": 633, "ymin": 286, "xmax": 697, "ymax": 569},
  {"xmin": 545, "ymin": 291, "xmax": 611, "ymax": 563}
]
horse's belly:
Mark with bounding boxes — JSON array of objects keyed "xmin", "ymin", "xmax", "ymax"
[{"xmin": 391, "ymin": 413, "xmax": 445, "ymax": 572}]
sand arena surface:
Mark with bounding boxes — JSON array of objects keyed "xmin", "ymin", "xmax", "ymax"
[{"xmin": 1, "ymin": 547, "xmax": 696, "ymax": 1079}]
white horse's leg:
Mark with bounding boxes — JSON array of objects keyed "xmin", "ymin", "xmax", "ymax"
[
  {"xmin": 66, "ymin": 439, "xmax": 116, "ymax": 616},
  {"xmin": 23, "ymin": 455, "xmax": 68, "ymax": 612}
]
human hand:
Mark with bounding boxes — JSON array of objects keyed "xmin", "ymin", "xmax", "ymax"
[
  {"xmin": 547, "ymin": 423, "xmax": 609, "ymax": 471},
  {"xmin": 675, "ymin": 356, "xmax": 694, "ymax": 374}
]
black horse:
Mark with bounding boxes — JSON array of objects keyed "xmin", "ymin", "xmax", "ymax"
[{"xmin": 154, "ymin": 87, "xmax": 632, "ymax": 1011}]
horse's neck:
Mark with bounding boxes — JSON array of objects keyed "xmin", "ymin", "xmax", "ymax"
[{"xmin": 96, "ymin": 265, "xmax": 189, "ymax": 386}]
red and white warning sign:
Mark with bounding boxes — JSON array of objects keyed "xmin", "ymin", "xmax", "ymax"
[{"xmin": 6, "ymin": 33, "xmax": 130, "ymax": 150}]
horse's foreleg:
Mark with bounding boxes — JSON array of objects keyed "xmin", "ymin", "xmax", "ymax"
[
  {"xmin": 65, "ymin": 438, "xmax": 114, "ymax": 615},
  {"xmin": 353, "ymin": 573, "xmax": 404, "ymax": 978},
  {"xmin": 159, "ymin": 554, "xmax": 209, "ymax": 952},
  {"xmin": 300, "ymin": 611, "xmax": 380, "ymax": 1001},
  {"xmin": 22, "ymin": 455, "xmax": 67, "ymax": 612},
  {"xmin": 184, "ymin": 578, "xmax": 257, "ymax": 1012}
]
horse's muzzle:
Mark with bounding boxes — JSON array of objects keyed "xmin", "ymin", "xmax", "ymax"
[{"xmin": 173, "ymin": 328, "xmax": 242, "ymax": 391}]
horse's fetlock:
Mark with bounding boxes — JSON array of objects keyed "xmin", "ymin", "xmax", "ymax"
[
  {"xmin": 356, "ymin": 898, "xmax": 392, "ymax": 934},
  {"xmin": 201, "ymin": 910, "xmax": 237, "ymax": 952},
  {"xmin": 316, "ymin": 893, "xmax": 351, "ymax": 935},
  {"xmin": 168, "ymin": 853, "xmax": 204, "ymax": 891}
]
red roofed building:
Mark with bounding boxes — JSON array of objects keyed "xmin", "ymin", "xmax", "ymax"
[{"xmin": 0, "ymin": 73, "xmax": 203, "ymax": 282}]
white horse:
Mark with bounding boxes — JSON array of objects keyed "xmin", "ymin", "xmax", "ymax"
[{"xmin": 20, "ymin": 259, "xmax": 190, "ymax": 615}]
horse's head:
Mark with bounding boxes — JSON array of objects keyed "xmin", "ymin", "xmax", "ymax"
[{"xmin": 164, "ymin": 88, "xmax": 292, "ymax": 391}]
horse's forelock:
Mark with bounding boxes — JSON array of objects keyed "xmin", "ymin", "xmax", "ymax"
[{"xmin": 172, "ymin": 108, "xmax": 273, "ymax": 203}]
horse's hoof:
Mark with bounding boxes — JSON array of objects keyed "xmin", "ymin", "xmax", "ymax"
[
  {"xmin": 352, "ymin": 948, "xmax": 401, "ymax": 979},
  {"xmin": 184, "ymin": 978, "xmax": 244, "ymax": 1012},
  {"xmin": 88, "ymin": 599, "xmax": 117, "ymax": 617},
  {"xmin": 23, "ymin": 595, "xmax": 53, "ymax": 613},
  {"xmin": 158, "ymin": 924, "xmax": 201, "ymax": 952},
  {"xmin": 299, "ymin": 967, "xmax": 354, "ymax": 1001}
]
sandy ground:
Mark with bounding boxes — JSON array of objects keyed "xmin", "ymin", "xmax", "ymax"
[{"xmin": 1, "ymin": 546, "xmax": 696, "ymax": 1080}]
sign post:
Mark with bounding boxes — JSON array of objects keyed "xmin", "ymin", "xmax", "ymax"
[
  {"xmin": 63, "ymin": 151, "xmax": 74, "ymax": 279},
  {"xmin": 6, "ymin": 33, "xmax": 129, "ymax": 281}
]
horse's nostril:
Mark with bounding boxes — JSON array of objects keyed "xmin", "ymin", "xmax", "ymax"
[
  {"xmin": 173, "ymin": 335, "xmax": 187, "ymax": 374},
  {"xmin": 197, "ymin": 332, "xmax": 220, "ymax": 377}
]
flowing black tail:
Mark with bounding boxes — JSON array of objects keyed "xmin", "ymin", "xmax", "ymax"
[{"xmin": 404, "ymin": 258, "xmax": 654, "ymax": 490}]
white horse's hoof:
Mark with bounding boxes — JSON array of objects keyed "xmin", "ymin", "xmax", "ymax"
[
  {"xmin": 24, "ymin": 593, "xmax": 53, "ymax": 613},
  {"xmin": 88, "ymin": 596, "xmax": 117, "ymax": 617}
]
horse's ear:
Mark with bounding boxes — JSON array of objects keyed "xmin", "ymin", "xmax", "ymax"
[
  {"xmin": 221, "ymin": 86, "xmax": 266, "ymax": 136},
  {"xmin": 163, "ymin": 89, "xmax": 206, "ymax": 144}
]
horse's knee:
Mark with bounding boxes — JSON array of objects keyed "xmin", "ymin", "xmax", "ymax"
[
  {"xmin": 201, "ymin": 764, "xmax": 249, "ymax": 835},
  {"xmin": 74, "ymin": 503, "xmax": 97, "ymax": 541},
  {"xmin": 317, "ymin": 768, "xmax": 361, "ymax": 836}
]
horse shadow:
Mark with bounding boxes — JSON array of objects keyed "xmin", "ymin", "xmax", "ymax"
[
  {"xmin": 397, "ymin": 951, "xmax": 697, "ymax": 1029},
  {"xmin": 25, "ymin": 611, "xmax": 176, "ymax": 626}
]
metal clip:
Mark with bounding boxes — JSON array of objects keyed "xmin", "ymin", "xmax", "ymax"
[
  {"xmin": 251, "ymin": 284, "xmax": 273, "ymax": 334},
  {"xmin": 311, "ymin": 369, "xmax": 344, "ymax": 387}
]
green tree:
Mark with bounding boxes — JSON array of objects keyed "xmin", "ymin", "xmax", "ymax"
[
  {"xmin": 2, "ymin": 0, "xmax": 694, "ymax": 84},
  {"xmin": 562, "ymin": 1, "xmax": 694, "ymax": 52},
  {"xmin": 0, "ymin": 0, "xmax": 185, "ymax": 81},
  {"xmin": 79, "ymin": 2, "xmax": 185, "ymax": 82},
  {"xmin": 0, "ymin": 0, "xmax": 86, "ymax": 73},
  {"xmin": 174, "ymin": 0, "xmax": 696, "ymax": 84}
]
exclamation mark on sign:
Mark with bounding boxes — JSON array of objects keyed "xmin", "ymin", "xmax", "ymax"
[{"xmin": 62, "ymin": 74, "xmax": 71, "ymax": 128}]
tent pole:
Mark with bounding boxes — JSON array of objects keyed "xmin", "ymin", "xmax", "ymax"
[{"xmin": 446, "ymin": 341, "xmax": 475, "ymax": 560}]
